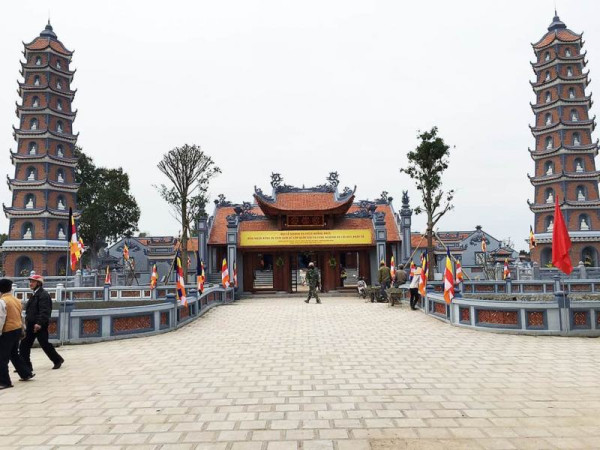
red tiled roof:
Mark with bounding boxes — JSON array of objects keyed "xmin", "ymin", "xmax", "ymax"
[
  {"xmin": 208, "ymin": 207, "xmax": 235, "ymax": 245},
  {"xmin": 410, "ymin": 234, "xmax": 439, "ymax": 249},
  {"xmin": 345, "ymin": 204, "xmax": 400, "ymax": 242},
  {"xmin": 255, "ymin": 192, "xmax": 354, "ymax": 215},
  {"xmin": 534, "ymin": 29, "xmax": 581, "ymax": 49},
  {"xmin": 26, "ymin": 37, "xmax": 72, "ymax": 55}
]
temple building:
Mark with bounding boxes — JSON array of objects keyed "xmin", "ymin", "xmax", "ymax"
[
  {"xmin": 528, "ymin": 13, "xmax": 600, "ymax": 267},
  {"xmin": 1, "ymin": 22, "xmax": 79, "ymax": 276},
  {"xmin": 199, "ymin": 173, "xmax": 412, "ymax": 293}
]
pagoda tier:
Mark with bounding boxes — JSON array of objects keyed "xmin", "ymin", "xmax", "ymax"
[
  {"xmin": 1, "ymin": 22, "xmax": 80, "ymax": 277},
  {"xmin": 528, "ymin": 13, "xmax": 600, "ymax": 267}
]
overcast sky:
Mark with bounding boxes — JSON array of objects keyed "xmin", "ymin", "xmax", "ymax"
[{"xmin": 1, "ymin": 0, "xmax": 599, "ymax": 251}]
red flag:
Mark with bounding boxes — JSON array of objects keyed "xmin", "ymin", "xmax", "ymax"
[
  {"xmin": 552, "ymin": 198, "xmax": 573, "ymax": 274},
  {"xmin": 104, "ymin": 266, "xmax": 111, "ymax": 285}
]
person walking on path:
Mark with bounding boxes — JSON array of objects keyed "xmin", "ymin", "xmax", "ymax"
[
  {"xmin": 377, "ymin": 261, "xmax": 391, "ymax": 302},
  {"xmin": 409, "ymin": 267, "xmax": 422, "ymax": 310},
  {"xmin": 304, "ymin": 262, "xmax": 321, "ymax": 304},
  {"xmin": 19, "ymin": 275, "xmax": 64, "ymax": 371},
  {"xmin": 0, "ymin": 278, "xmax": 34, "ymax": 389}
]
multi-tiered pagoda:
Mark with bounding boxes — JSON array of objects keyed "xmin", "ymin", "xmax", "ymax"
[
  {"xmin": 528, "ymin": 13, "xmax": 600, "ymax": 267},
  {"xmin": 1, "ymin": 22, "xmax": 79, "ymax": 277}
]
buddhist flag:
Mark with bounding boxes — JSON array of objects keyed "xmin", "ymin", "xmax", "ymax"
[
  {"xmin": 68, "ymin": 207, "xmax": 81, "ymax": 271},
  {"xmin": 443, "ymin": 249, "xmax": 454, "ymax": 304},
  {"xmin": 222, "ymin": 258, "xmax": 230, "ymax": 288},
  {"xmin": 481, "ymin": 239, "xmax": 487, "ymax": 252},
  {"xmin": 104, "ymin": 265, "xmax": 111, "ymax": 285},
  {"xmin": 233, "ymin": 261, "xmax": 238, "ymax": 288},
  {"xmin": 150, "ymin": 264, "xmax": 158, "ymax": 290},
  {"xmin": 390, "ymin": 256, "xmax": 396, "ymax": 280},
  {"xmin": 418, "ymin": 250, "xmax": 428, "ymax": 296},
  {"xmin": 78, "ymin": 237, "xmax": 85, "ymax": 254},
  {"xmin": 409, "ymin": 261, "xmax": 416, "ymax": 280},
  {"xmin": 529, "ymin": 225, "xmax": 537, "ymax": 250},
  {"xmin": 197, "ymin": 258, "xmax": 205, "ymax": 293},
  {"xmin": 175, "ymin": 251, "xmax": 188, "ymax": 306},
  {"xmin": 123, "ymin": 243, "xmax": 130, "ymax": 261},
  {"xmin": 503, "ymin": 258, "xmax": 511, "ymax": 280},
  {"xmin": 456, "ymin": 260, "xmax": 463, "ymax": 283},
  {"xmin": 552, "ymin": 198, "xmax": 573, "ymax": 274}
]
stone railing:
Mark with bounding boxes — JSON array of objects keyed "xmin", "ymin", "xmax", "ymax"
[
  {"xmin": 421, "ymin": 279, "xmax": 600, "ymax": 337},
  {"xmin": 13, "ymin": 284, "xmax": 235, "ymax": 345},
  {"xmin": 425, "ymin": 279, "xmax": 600, "ymax": 295}
]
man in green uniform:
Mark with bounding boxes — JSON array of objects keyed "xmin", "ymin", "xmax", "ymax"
[
  {"xmin": 304, "ymin": 262, "xmax": 321, "ymax": 304},
  {"xmin": 377, "ymin": 260, "xmax": 391, "ymax": 302}
]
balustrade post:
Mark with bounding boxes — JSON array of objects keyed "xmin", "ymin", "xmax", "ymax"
[
  {"xmin": 56, "ymin": 283, "xmax": 73, "ymax": 344},
  {"xmin": 103, "ymin": 283, "xmax": 110, "ymax": 301},
  {"xmin": 506, "ymin": 278, "xmax": 512, "ymax": 295},
  {"xmin": 532, "ymin": 262, "xmax": 540, "ymax": 280},
  {"xmin": 167, "ymin": 293, "xmax": 178, "ymax": 329},
  {"xmin": 424, "ymin": 285, "xmax": 434, "ymax": 314},
  {"xmin": 151, "ymin": 287, "xmax": 157, "ymax": 300},
  {"xmin": 578, "ymin": 261, "xmax": 587, "ymax": 279},
  {"xmin": 554, "ymin": 278, "xmax": 571, "ymax": 335},
  {"xmin": 74, "ymin": 269, "xmax": 82, "ymax": 287}
]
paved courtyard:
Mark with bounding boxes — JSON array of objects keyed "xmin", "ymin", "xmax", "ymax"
[{"xmin": 1, "ymin": 297, "xmax": 600, "ymax": 450}]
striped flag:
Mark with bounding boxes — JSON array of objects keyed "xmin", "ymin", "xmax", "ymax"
[
  {"xmin": 104, "ymin": 265, "xmax": 111, "ymax": 285},
  {"xmin": 409, "ymin": 261, "xmax": 416, "ymax": 280},
  {"xmin": 503, "ymin": 258, "xmax": 511, "ymax": 280},
  {"xmin": 150, "ymin": 264, "xmax": 158, "ymax": 290},
  {"xmin": 78, "ymin": 237, "xmax": 85, "ymax": 254},
  {"xmin": 456, "ymin": 260, "xmax": 463, "ymax": 283},
  {"xmin": 390, "ymin": 256, "xmax": 396, "ymax": 281},
  {"xmin": 418, "ymin": 250, "xmax": 428, "ymax": 297},
  {"xmin": 196, "ymin": 251, "xmax": 205, "ymax": 293},
  {"xmin": 221, "ymin": 258, "xmax": 230, "ymax": 288},
  {"xmin": 123, "ymin": 243, "xmax": 130, "ymax": 261},
  {"xmin": 529, "ymin": 225, "xmax": 537, "ymax": 250},
  {"xmin": 233, "ymin": 261, "xmax": 238, "ymax": 288},
  {"xmin": 68, "ymin": 207, "xmax": 81, "ymax": 271},
  {"xmin": 175, "ymin": 251, "xmax": 187, "ymax": 306},
  {"xmin": 443, "ymin": 249, "xmax": 455, "ymax": 304}
]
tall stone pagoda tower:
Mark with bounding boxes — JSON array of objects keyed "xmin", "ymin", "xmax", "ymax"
[
  {"xmin": 528, "ymin": 13, "xmax": 600, "ymax": 267},
  {"xmin": 1, "ymin": 22, "xmax": 79, "ymax": 277}
]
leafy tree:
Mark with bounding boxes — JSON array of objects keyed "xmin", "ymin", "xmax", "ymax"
[
  {"xmin": 75, "ymin": 148, "xmax": 141, "ymax": 268},
  {"xmin": 156, "ymin": 144, "xmax": 220, "ymax": 278},
  {"xmin": 401, "ymin": 127, "xmax": 454, "ymax": 280}
]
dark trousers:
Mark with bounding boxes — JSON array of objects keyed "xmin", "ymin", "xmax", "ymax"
[
  {"xmin": 410, "ymin": 288, "xmax": 420, "ymax": 309},
  {"xmin": 306, "ymin": 285, "xmax": 320, "ymax": 302},
  {"xmin": 19, "ymin": 322, "xmax": 63, "ymax": 371},
  {"xmin": 0, "ymin": 328, "xmax": 32, "ymax": 386}
]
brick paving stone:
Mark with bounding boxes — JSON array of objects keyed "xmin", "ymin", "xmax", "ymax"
[{"xmin": 1, "ymin": 297, "xmax": 599, "ymax": 449}]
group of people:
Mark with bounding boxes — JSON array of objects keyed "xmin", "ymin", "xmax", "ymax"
[
  {"xmin": 0, "ymin": 275, "xmax": 64, "ymax": 390},
  {"xmin": 374, "ymin": 261, "xmax": 422, "ymax": 310}
]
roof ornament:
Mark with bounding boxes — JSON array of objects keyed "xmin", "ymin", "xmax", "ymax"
[
  {"xmin": 326, "ymin": 171, "xmax": 339, "ymax": 188},
  {"xmin": 402, "ymin": 191, "xmax": 410, "ymax": 207},
  {"xmin": 214, "ymin": 194, "xmax": 232, "ymax": 207},
  {"xmin": 377, "ymin": 191, "xmax": 393, "ymax": 204},
  {"xmin": 548, "ymin": 9, "xmax": 567, "ymax": 32},
  {"xmin": 270, "ymin": 172, "xmax": 283, "ymax": 189},
  {"xmin": 40, "ymin": 20, "xmax": 58, "ymax": 40}
]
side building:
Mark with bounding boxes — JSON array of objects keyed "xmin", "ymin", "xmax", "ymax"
[
  {"xmin": 1, "ymin": 23, "xmax": 80, "ymax": 276},
  {"xmin": 528, "ymin": 13, "xmax": 600, "ymax": 266}
]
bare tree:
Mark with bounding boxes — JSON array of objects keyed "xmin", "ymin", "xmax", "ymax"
[
  {"xmin": 156, "ymin": 144, "xmax": 221, "ymax": 278},
  {"xmin": 401, "ymin": 127, "xmax": 454, "ymax": 280}
]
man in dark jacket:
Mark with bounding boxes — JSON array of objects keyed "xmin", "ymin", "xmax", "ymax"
[{"xmin": 19, "ymin": 275, "xmax": 64, "ymax": 370}]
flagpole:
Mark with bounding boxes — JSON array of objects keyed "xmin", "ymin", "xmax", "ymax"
[{"xmin": 433, "ymin": 230, "xmax": 472, "ymax": 281}]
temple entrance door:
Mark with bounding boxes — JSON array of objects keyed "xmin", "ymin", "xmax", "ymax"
[
  {"xmin": 295, "ymin": 251, "xmax": 319, "ymax": 293},
  {"xmin": 290, "ymin": 253, "xmax": 298, "ymax": 293}
]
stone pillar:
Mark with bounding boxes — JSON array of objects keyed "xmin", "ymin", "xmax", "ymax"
[
  {"xmin": 226, "ymin": 214, "xmax": 239, "ymax": 294},
  {"xmin": 578, "ymin": 261, "xmax": 587, "ymax": 279},
  {"xmin": 506, "ymin": 278, "xmax": 512, "ymax": 295},
  {"xmin": 75, "ymin": 269, "xmax": 82, "ymax": 287},
  {"xmin": 56, "ymin": 283, "xmax": 73, "ymax": 344},
  {"xmin": 532, "ymin": 261, "xmax": 540, "ymax": 280},
  {"xmin": 554, "ymin": 276, "xmax": 571, "ymax": 335},
  {"xmin": 373, "ymin": 211, "xmax": 387, "ymax": 267},
  {"xmin": 494, "ymin": 263, "xmax": 502, "ymax": 281},
  {"xmin": 103, "ymin": 283, "xmax": 110, "ymax": 301},
  {"xmin": 399, "ymin": 191, "xmax": 413, "ymax": 264},
  {"xmin": 151, "ymin": 287, "xmax": 157, "ymax": 300},
  {"xmin": 196, "ymin": 215, "xmax": 209, "ymax": 266},
  {"xmin": 91, "ymin": 269, "xmax": 98, "ymax": 287},
  {"xmin": 166, "ymin": 293, "xmax": 178, "ymax": 329}
]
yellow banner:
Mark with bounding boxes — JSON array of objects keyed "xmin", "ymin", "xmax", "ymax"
[{"xmin": 240, "ymin": 229, "xmax": 372, "ymax": 247}]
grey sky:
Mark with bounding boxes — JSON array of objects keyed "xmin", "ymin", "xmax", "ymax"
[{"xmin": 1, "ymin": 0, "xmax": 599, "ymax": 251}]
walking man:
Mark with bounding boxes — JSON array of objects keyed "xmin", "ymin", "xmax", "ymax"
[
  {"xmin": 19, "ymin": 275, "xmax": 64, "ymax": 371},
  {"xmin": 409, "ymin": 266, "xmax": 422, "ymax": 310},
  {"xmin": 0, "ymin": 279, "xmax": 35, "ymax": 389},
  {"xmin": 304, "ymin": 262, "xmax": 321, "ymax": 304}
]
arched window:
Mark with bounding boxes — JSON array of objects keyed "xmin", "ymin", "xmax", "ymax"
[
  {"xmin": 57, "ymin": 144, "xmax": 64, "ymax": 157},
  {"xmin": 15, "ymin": 255, "xmax": 33, "ymax": 277},
  {"xmin": 545, "ymin": 91, "xmax": 552, "ymax": 103},
  {"xmin": 545, "ymin": 113, "xmax": 552, "ymax": 125},
  {"xmin": 541, "ymin": 248, "xmax": 553, "ymax": 266},
  {"xmin": 57, "ymin": 169, "xmax": 65, "ymax": 183},
  {"xmin": 56, "ymin": 79, "xmax": 62, "ymax": 90},
  {"xmin": 57, "ymin": 223, "xmax": 66, "ymax": 240},
  {"xmin": 565, "ymin": 48, "xmax": 572, "ymax": 57},
  {"xmin": 567, "ymin": 66, "xmax": 573, "ymax": 77},
  {"xmin": 545, "ymin": 215, "xmax": 554, "ymax": 232},
  {"xmin": 579, "ymin": 214, "xmax": 590, "ymax": 231},
  {"xmin": 545, "ymin": 188, "xmax": 555, "ymax": 204},
  {"xmin": 26, "ymin": 166, "xmax": 36, "ymax": 181},
  {"xmin": 544, "ymin": 161, "xmax": 554, "ymax": 175},
  {"xmin": 545, "ymin": 51, "xmax": 551, "ymax": 61},
  {"xmin": 57, "ymin": 195, "xmax": 66, "ymax": 210},
  {"xmin": 56, "ymin": 120, "xmax": 63, "ymax": 133},
  {"xmin": 24, "ymin": 194, "xmax": 35, "ymax": 209},
  {"xmin": 56, "ymin": 256, "xmax": 67, "ymax": 276},
  {"xmin": 28, "ymin": 142, "xmax": 37, "ymax": 155},
  {"xmin": 576, "ymin": 185, "xmax": 586, "ymax": 201},
  {"xmin": 30, "ymin": 118, "xmax": 38, "ymax": 130},
  {"xmin": 545, "ymin": 71, "xmax": 551, "ymax": 81},
  {"xmin": 56, "ymin": 60, "xmax": 61, "ymax": 69},
  {"xmin": 582, "ymin": 247, "xmax": 598, "ymax": 267},
  {"xmin": 570, "ymin": 109, "xmax": 579, "ymax": 122},
  {"xmin": 56, "ymin": 99, "xmax": 63, "ymax": 111},
  {"xmin": 35, "ymin": 56, "xmax": 42, "ymax": 66},
  {"xmin": 33, "ymin": 75, "xmax": 40, "ymax": 86},
  {"xmin": 545, "ymin": 136, "xmax": 554, "ymax": 150},
  {"xmin": 573, "ymin": 132, "xmax": 581, "ymax": 146},
  {"xmin": 574, "ymin": 158, "xmax": 584, "ymax": 172},
  {"xmin": 568, "ymin": 87, "xmax": 575, "ymax": 99},
  {"xmin": 32, "ymin": 96, "xmax": 40, "ymax": 108}
]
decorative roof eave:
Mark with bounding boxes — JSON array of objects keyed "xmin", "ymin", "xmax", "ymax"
[
  {"xmin": 16, "ymin": 104, "xmax": 77, "ymax": 121},
  {"xmin": 531, "ymin": 96, "xmax": 592, "ymax": 113},
  {"xmin": 530, "ymin": 73, "xmax": 589, "ymax": 91},
  {"xmin": 529, "ymin": 141, "xmax": 599, "ymax": 160},
  {"xmin": 0, "ymin": 239, "xmax": 69, "ymax": 252},
  {"xmin": 528, "ymin": 170, "xmax": 600, "ymax": 186},
  {"xmin": 20, "ymin": 61, "xmax": 75, "ymax": 77},
  {"xmin": 528, "ymin": 199, "xmax": 600, "ymax": 212},
  {"xmin": 529, "ymin": 119, "xmax": 596, "ymax": 137},
  {"xmin": 13, "ymin": 128, "xmax": 79, "ymax": 143},
  {"xmin": 529, "ymin": 117, "xmax": 595, "ymax": 135},
  {"xmin": 9, "ymin": 151, "xmax": 78, "ymax": 166},
  {"xmin": 23, "ymin": 37, "xmax": 73, "ymax": 56},
  {"xmin": 534, "ymin": 231, "xmax": 600, "ymax": 244},
  {"xmin": 531, "ymin": 52, "xmax": 587, "ymax": 70},
  {"xmin": 253, "ymin": 193, "xmax": 356, "ymax": 216},
  {"xmin": 18, "ymin": 83, "xmax": 76, "ymax": 100},
  {"xmin": 532, "ymin": 29, "xmax": 582, "ymax": 50},
  {"xmin": 8, "ymin": 178, "xmax": 79, "ymax": 192},
  {"xmin": 3, "ymin": 204, "xmax": 75, "ymax": 219}
]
